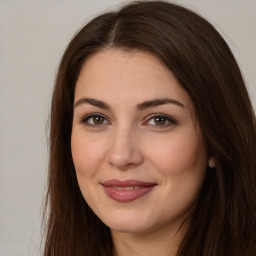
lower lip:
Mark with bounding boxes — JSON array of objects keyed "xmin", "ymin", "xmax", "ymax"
[{"xmin": 102, "ymin": 185, "xmax": 155, "ymax": 202}]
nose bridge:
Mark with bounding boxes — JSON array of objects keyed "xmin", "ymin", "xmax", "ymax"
[{"xmin": 107, "ymin": 124, "xmax": 143, "ymax": 169}]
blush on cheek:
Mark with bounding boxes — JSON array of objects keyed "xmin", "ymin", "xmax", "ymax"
[
  {"xmin": 72, "ymin": 134, "xmax": 94, "ymax": 161},
  {"xmin": 149, "ymin": 139, "xmax": 206, "ymax": 177}
]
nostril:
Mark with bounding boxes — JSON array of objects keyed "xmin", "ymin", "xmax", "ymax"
[{"xmin": 107, "ymin": 150, "xmax": 144, "ymax": 170}]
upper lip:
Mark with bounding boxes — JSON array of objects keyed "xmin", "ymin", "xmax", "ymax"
[{"xmin": 101, "ymin": 179, "xmax": 157, "ymax": 187}]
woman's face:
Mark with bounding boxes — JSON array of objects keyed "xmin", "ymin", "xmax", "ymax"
[{"xmin": 71, "ymin": 49, "xmax": 208, "ymax": 235}]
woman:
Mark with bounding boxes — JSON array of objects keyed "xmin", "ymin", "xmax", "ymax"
[{"xmin": 43, "ymin": 1, "xmax": 256, "ymax": 255}]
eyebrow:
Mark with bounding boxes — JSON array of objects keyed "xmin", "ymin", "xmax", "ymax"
[
  {"xmin": 74, "ymin": 98, "xmax": 111, "ymax": 110},
  {"xmin": 137, "ymin": 98, "xmax": 184, "ymax": 110},
  {"xmin": 74, "ymin": 97, "xmax": 184, "ymax": 110}
]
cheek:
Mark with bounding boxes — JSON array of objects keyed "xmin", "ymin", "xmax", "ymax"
[
  {"xmin": 144, "ymin": 129, "xmax": 207, "ymax": 176},
  {"xmin": 71, "ymin": 130, "xmax": 107, "ymax": 209},
  {"xmin": 145, "ymin": 132, "xmax": 207, "ymax": 217},
  {"xmin": 71, "ymin": 131, "xmax": 106, "ymax": 178}
]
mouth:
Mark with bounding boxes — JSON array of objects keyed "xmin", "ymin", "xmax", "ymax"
[{"xmin": 100, "ymin": 179, "xmax": 157, "ymax": 202}]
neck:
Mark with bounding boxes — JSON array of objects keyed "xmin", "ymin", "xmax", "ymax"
[{"xmin": 111, "ymin": 222, "xmax": 188, "ymax": 256}]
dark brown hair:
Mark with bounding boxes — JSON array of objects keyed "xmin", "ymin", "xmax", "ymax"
[{"xmin": 43, "ymin": 1, "xmax": 256, "ymax": 255}]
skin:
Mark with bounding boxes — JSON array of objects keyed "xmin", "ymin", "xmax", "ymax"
[{"xmin": 71, "ymin": 49, "xmax": 208, "ymax": 256}]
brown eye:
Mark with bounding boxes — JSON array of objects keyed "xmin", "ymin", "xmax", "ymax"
[
  {"xmin": 154, "ymin": 116, "xmax": 167, "ymax": 126},
  {"xmin": 81, "ymin": 114, "xmax": 109, "ymax": 126},
  {"xmin": 146, "ymin": 114, "xmax": 177, "ymax": 128},
  {"xmin": 92, "ymin": 116, "xmax": 105, "ymax": 124}
]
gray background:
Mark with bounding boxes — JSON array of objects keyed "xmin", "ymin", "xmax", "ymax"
[{"xmin": 0, "ymin": 0, "xmax": 255, "ymax": 255}]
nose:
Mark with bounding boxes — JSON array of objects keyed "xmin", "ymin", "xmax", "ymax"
[{"xmin": 107, "ymin": 127, "xmax": 144, "ymax": 170}]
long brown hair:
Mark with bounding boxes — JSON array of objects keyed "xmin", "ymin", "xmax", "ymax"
[{"xmin": 43, "ymin": 1, "xmax": 256, "ymax": 255}]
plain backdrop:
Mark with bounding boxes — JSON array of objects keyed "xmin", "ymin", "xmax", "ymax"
[{"xmin": 0, "ymin": 0, "xmax": 255, "ymax": 255}]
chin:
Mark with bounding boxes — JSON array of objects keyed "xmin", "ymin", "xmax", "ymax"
[
  {"xmin": 99, "ymin": 210, "xmax": 152, "ymax": 234},
  {"xmin": 108, "ymin": 222, "xmax": 151, "ymax": 234}
]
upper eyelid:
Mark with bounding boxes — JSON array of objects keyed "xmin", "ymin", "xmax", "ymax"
[
  {"xmin": 145, "ymin": 113, "xmax": 177, "ymax": 122},
  {"xmin": 80, "ymin": 113, "xmax": 110, "ymax": 123},
  {"xmin": 82, "ymin": 113, "xmax": 107, "ymax": 119},
  {"xmin": 79, "ymin": 112, "xmax": 176, "ymax": 124}
]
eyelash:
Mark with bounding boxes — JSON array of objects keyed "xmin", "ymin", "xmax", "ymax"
[
  {"xmin": 80, "ymin": 113, "xmax": 108, "ymax": 128},
  {"xmin": 80, "ymin": 113, "xmax": 177, "ymax": 128},
  {"xmin": 145, "ymin": 114, "xmax": 177, "ymax": 128}
]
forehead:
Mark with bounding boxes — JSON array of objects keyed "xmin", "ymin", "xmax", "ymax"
[{"xmin": 75, "ymin": 48, "xmax": 193, "ymax": 111}]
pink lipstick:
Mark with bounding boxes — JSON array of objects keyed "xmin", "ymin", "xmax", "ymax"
[{"xmin": 101, "ymin": 179, "xmax": 156, "ymax": 202}]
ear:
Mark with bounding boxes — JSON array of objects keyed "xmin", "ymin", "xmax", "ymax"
[{"xmin": 208, "ymin": 156, "xmax": 216, "ymax": 168}]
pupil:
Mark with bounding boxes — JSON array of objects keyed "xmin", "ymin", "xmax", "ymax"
[
  {"xmin": 93, "ymin": 116, "xmax": 103, "ymax": 124},
  {"xmin": 155, "ymin": 117, "xmax": 165, "ymax": 125}
]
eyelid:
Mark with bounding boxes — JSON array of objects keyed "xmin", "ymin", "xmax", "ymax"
[
  {"xmin": 144, "ymin": 113, "xmax": 177, "ymax": 127},
  {"xmin": 80, "ymin": 113, "xmax": 111, "ymax": 126},
  {"xmin": 79, "ymin": 112, "xmax": 176, "ymax": 128}
]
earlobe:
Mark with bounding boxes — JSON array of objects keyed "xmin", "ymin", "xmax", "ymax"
[{"xmin": 208, "ymin": 157, "xmax": 216, "ymax": 168}]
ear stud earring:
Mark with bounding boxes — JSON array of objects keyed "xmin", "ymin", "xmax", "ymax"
[{"xmin": 208, "ymin": 157, "xmax": 216, "ymax": 168}]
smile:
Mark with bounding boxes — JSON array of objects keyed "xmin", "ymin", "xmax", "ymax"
[
  {"xmin": 112, "ymin": 186, "xmax": 141, "ymax": 190},
  {"xmin": 101, "ymin": 179, "xmax": 157, "ymax": 202}
]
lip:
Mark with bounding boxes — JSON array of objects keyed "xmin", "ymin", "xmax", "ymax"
[{"xmin": 101, "ymin": 179, "xmax": 157, "ymax": 203}]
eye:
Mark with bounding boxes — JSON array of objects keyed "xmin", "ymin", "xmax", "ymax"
[
  {"xmin": 146, "ymin": 114, "xmax": 177, "ymax": 128},
  {"xmin": 80, "ymin": 114, "xmax": 109, "ymax": 127}
]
